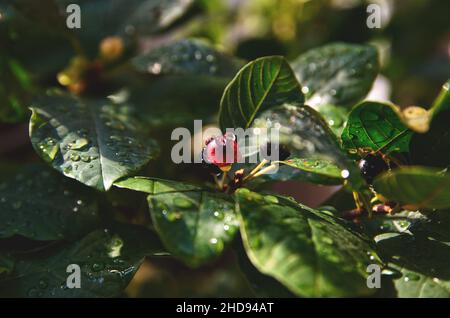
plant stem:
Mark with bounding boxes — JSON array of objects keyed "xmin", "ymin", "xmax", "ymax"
[
  {"xmin": 252, "ymin": 163, "xmax": 278, "ymax": 178},
  {"xmin": 243, "ymin": 159, "xmax": 268, "ymax": 181},
  {"xmin": 219, "ymin": 171, "xmax": 228, "ymax": 190}
]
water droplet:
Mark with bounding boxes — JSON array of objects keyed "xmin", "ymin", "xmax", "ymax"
[
  {"xmin": 70, "ymin": 153, "xmax": 80, "ymax": 161},
  {"xmin": 69, "ymin": 138, "xmax": 89, "ymax": 150},
  {"xmin": 404, "ymin": 272, "xmax": 420, "ymax": 282},
  {"xmin": 264, "ymin": 195, "xmax": 279, "ymax": 204},
  {"xmin": 73, "ymin": 207, "xmax": 79, "ymax": 212},
  {"xmin": 381, "ymin": 268, "xmax": 401, "ymax": 278},
  {"xmin": 81, "ymin": 154, "xmax": 91, "ymax": 163},
  {"xmin": 148, "ymin": 63, "xmax": 162, "ymax": 74},
  {"xmin": 92, "ymin": 263, "xmax": 104, "ymax": 272},
  {"xmin": 194, "ymin": 51, "xmax": 202, "ymax": 60},
  {"xmin": 301, "ymin": 86, "xmax": 310, "ymax": 94},
  {"xmin": 210, "ymin": 238, "xmax": 218, "ymax": 244},
  {"xmin": 38, "ymin": 280, "xmax": 48, "ymax": 289},
  {"xmin": 223, "ymin": 225, "xmax": 230, "ymax": 231},
  {"xmin": 340, "ymin": 169, "xmax": 350, "ymax": 179},
  {"xmin": 173, "ymin": 197, "xmax": 193, "ymax": 209},
  {"xmin": 76, "ymin": 200, "xmax": 83, "ymax": 206}
]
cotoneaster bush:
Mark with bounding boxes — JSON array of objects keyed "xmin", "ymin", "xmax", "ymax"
[{"xmin": 0, "ymin": 0, "xmax": 449, "ymax": 298}]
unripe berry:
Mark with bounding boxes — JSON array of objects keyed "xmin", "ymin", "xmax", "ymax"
[{"xmin": 202, "ymin": 132, "xmax": 241, "ymax": 171}]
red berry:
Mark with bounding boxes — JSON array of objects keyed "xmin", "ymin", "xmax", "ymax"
[{"xmin": 202, "ymin": 132, "xmax": 241, "ymax": 169}]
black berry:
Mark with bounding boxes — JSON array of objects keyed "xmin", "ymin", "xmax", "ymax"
[{"xmin": 358, "ymin": 154, "xmax": 389, "ymax": 184}]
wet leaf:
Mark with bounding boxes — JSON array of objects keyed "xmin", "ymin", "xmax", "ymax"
[
  {"xmin": 342, "ymin": 101, "xmax": 413, "ymax": 154},
  {"xmin": 115, "ymin": 177, "xmax": 239, "ymax": 267},
  {"xmin": 373, "ymin": 167, "xmax": 450, "ymax": 209},
  {"xmin": 29, "ymin": 93, "xmax": 159, "ymax": 191},
  {"xmin": 0, "ymin": 165, "xmax": 100, "ymax": 241},
  {"xmin": 219, "ymin": 56, "xmax": 304, "ymax": 130},
  {"xmin": 0, "ymin": 223, "xmax": 165, "ymax": 297},
  {"xmin": 132, "ymin": 39, "xmax": 242, "ymax": 77},
  {"xmin": 235, "ymin": 189, "xmax": 381, "ymax": 297},
  {"xmin": 291, "ymin": 43, "xmax": 379, "ymax": 108}
]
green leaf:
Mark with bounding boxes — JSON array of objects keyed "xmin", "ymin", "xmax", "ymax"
[
  {"xmin": 132, "ymin": 39, "xmax": 242, "ymax": 77},
  {"xmin": 29, "ymin": 93, "xmax": 159, "ymax": 191},
  {"xmin": 115, "ymin": 177, "xmax": 239, "ymax": 267},
  {"xmin": 149, "ymin": 191, "xmax": 239, "ymax": 268},
  {"xmin": 291, "ymin": 43, "xmax": 379, "ymax": 108},
  {"xmin": 279, "ymin": 158, "xmax": 343, "ymax": 180},
  {"xmin": 114, "ymin": 176, "xmax": 201, "ymax": 193},
  {"xmin": 0, "ymin": 165, "xmax": 100, "ymax": 241},
  {"xmin": 430, "ymin": 79, "xmax": 450, "ymax": 118},
  {"xmin": 373, "ymin": 167, "xmax": 450, "ymax": 209},
  {"xmin": 276, "ymin": 158, "xmax": 344, "ymax": 185},
  {"xmin": 375, "ymin": 233, "xmax": 450, "ymax": 298},
  {"xmin": 410, "ymin": 109, "xmax": 450, "ymax": 168},
  {"xmin": 234, "ymin": 240, "xmax": 295, "ymax": 298},
  {"xmin": 0, "ymin": 223, "xmax": 165, "ymax": 297},
  {"xmin": 219, "ymin": 56, "xmax": 304, "ymax": 130},
  {"xmin": 252, "ymin": 104, "xmax": 363, "ymax": 188},
  {"xmin": 235, "ymin": 189, "xmax": 381, "ymax": 297},
  {"xmin": 342, "ymin": 101, "xmax": 413, "ymax": 154},
  {"xmin": 315, "ymin": 103, "xmax": 349, "ymax": 136}
]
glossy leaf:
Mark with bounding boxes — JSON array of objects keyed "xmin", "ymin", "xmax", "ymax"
[
  {"xmin": 115, "ymin": 177, "xmax": 239, "ymax": 267},
  {"xmin": 114, "ymin": 176, "xmax": 201, "ymax": 193},
  {"xmin": 235, "ymin": 189, "xmax": 381, "ymax": 297},
  {"xmin": 279, "ymin": 158, "xmax": 343, "ymax": 179},
  {"xmin": 234, "ymin": 240, "xmax": 295, "ymax": 298},
  {"xmin": 219, "ymin": 56, "xmax": 304, "ymax": 130},
  {"xmin": 375, "ymin": 233, "xmax": 450, "ymax": 298},
  {"xmin": 275, "ymin": 158, "xmax": 344, "ymax": 185},
  {"xmin": 316, "ymin": 103, "xmax": 349, "ymax": 136},
  {"xmin": 29, "ymin": 93, "xmax": 159, "ymax": 191},
  {"xmin": 252, "ymin": 104, "xmax": 364, "ymax": 188},
  {"xmin": 373, "ymin": 167, "xmax": 450, "ymax": 209},
  {"xmin": 342, "ymin": 101, "xmax": 413, "ymax": 154},
  {"xmin": 132, "ymin": 39, "xmax": 242, "ymax": 77},
  {"xmin": 291, "ymin": 43, "xmax": 379, "ymax": 108},
  {"xmin": 0, "ymin": 165, "xmax": 100, "ymax": 241},
  {"xmin": 0, "ymin": 223, "xmax": 165, "ymax": 298}
]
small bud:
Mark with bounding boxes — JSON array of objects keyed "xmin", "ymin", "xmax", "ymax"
[{"xmin": 99, "ymin": 36, "xmax": 124, "ymax": 62}]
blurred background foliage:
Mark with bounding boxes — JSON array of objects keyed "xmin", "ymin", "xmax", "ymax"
[{"xmin": 0, "ymin": 0, "xmax": 449, "ymax": 297}]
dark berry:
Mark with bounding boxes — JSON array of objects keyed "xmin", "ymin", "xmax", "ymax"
[{"xmin": 358, "ymin": 154, "xmax": 389, "ymax": 184}]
